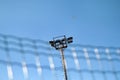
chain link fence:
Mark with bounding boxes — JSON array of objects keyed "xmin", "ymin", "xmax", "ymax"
[{"xmin": 0, "ymin": 33, "xmax": 120, "ymax": 80}]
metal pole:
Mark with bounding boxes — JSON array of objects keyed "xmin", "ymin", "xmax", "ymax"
[{"xmin": 60, "ymin": 48, "xmax": 68, "ymax": 80}]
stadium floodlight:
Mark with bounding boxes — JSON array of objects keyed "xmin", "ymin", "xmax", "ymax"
[
  {"xmin": 49, "ymin": 35, "xmax": 73, "ymax": 80},
  {"xmin": 49, "ymin": 35, "xmax": 73, "ymax": 50}
]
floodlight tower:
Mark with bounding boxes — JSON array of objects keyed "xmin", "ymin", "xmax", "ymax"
[{"xmin": 49, "ymin": 35, "xmax": 73, "ymax": 80}]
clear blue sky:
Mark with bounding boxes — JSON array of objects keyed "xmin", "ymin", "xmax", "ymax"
[
  {"xmin": 0, "ymin": 0, "xmax": 120, "ymax": 47},
  {"xmin": 0, "ymin": 0, "xmax": 120, "ymax": 80}
]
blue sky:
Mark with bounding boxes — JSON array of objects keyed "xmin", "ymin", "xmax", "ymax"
[
  {"xmin": 0, "ymin": 0, "xmax": 120, "ymax": 47},
  {"xmin": 0, "ymin": 0, "xmax": 120, "ymax": 80}
]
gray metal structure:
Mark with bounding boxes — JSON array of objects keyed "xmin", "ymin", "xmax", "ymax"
[{"xmin": 49, "ymin": 35, "xmax": 73, "ymax": 80}]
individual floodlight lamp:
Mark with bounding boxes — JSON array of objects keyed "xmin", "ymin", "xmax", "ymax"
[
  {"xmin": 67, "ymin": 37, "xmax": 73, "ymax": 43},
  {"xmin": 49, "ymin": 41, "xmax": 55, "ymax": 47}
]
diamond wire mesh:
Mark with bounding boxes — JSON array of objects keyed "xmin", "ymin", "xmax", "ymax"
[{"xmin": 0, "ymin": 33, "xmax": 120, "ymax": 80}]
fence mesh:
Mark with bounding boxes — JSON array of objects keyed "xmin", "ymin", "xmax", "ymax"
[{"xmin": 0, "ymin": 33, "xmax": 120, "ymax": 80}]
